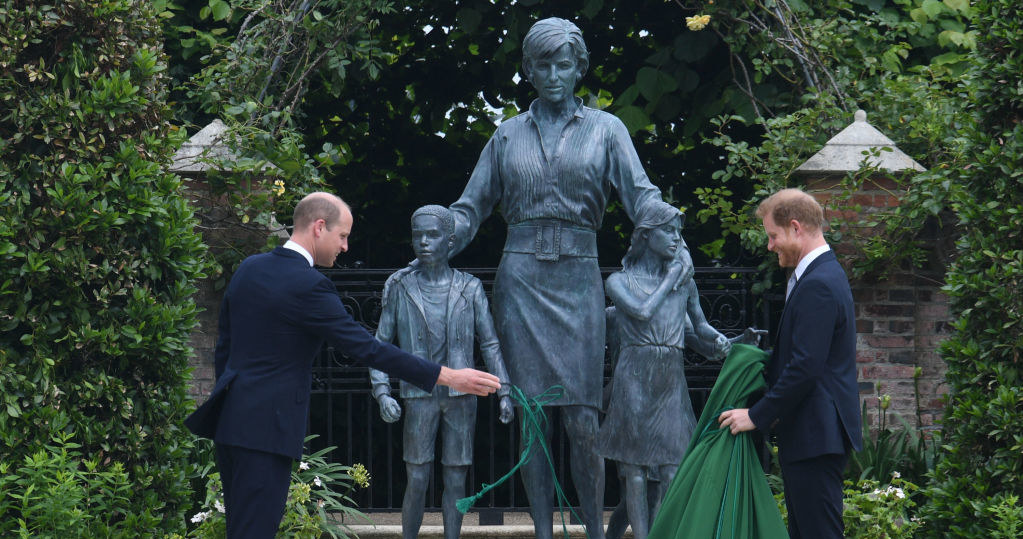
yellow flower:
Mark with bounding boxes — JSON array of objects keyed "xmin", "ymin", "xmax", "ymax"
[
  {"xmin": 686, "ymin": 14, "xmax": 711, "ymax": 31},
  {"xmin": 271, "ymin": 179, "xmax": 286, "ymax": 196},
  {"xmin": 350, "ymin": 462, "xmax": 371, "ymax": 488}
]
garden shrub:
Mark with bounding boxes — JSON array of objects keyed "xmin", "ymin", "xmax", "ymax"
[
  {"xmin": 176, "ymin": 437, "xmax": 372, "ymax": 539},
  {"xmin": 919, "ymin": 0, "xmax": 1023, "ymax": 536},
  {"xmin": 0, "ymin": 0, "xmax": 207, "ymax": 534}
]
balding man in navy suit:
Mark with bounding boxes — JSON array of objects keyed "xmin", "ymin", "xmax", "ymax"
[
  {"xmin": 718, "ymin": 188, "xmax": 861, "ymax": 538},
  {"xmin": 185, "ymin": 192, "xmax": 501, "ymax": 539}
]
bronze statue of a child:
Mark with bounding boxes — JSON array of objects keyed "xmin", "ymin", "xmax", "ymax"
[
  {"xmin": 369, "ymin": 205, "xmax": 513, "ymax": 539},
  {"xmin": 597, "ymin": 201, "xmax": 729, "ymax": 539}
]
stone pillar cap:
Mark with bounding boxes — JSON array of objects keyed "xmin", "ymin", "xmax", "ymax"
[
  {"xmin": 170, "ymin": 119, "xmax": 279, "ymax": 174},
  {"xmin": 795, "ymin": 110, "xmax": 926, "ymax": 175}
]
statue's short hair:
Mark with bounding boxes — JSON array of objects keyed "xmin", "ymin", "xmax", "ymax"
[
  {"xmin": 521, "ymin": 17, "xmax": 590, "ymax": 81},
  {"xmin": 411, "ymin": 204, "xmax": 454, "ymax": 236},
  {"xmin": 756, "ymin": 188, "xmax": 825, "ymax": 231},
  {"xmin": 293, "ymin": 192, "xmax": 348, "ymax": 230}
]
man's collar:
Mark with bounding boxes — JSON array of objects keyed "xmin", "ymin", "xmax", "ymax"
[
  {"xmin": 283, "ymin": 240, "xmax": 314, "ymax": 267},
  {"xmin": 794, "ymin": 244, "xmax": 830, "ymax": 280}
]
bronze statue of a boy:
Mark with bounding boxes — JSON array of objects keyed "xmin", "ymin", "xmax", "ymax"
[{"xmin": 369, "ymin": 205, "xmax": 513, "ymax": 539}]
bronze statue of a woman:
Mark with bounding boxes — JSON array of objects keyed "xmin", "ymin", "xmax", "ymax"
[{"xmin": 445, "ymin": 17, "xmax": 669, "ymax": 539}]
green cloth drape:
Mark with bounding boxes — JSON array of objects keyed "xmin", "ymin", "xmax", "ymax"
[{"xmin": 647, "ymin": 344, "xmax": 788, "ymax": 539}]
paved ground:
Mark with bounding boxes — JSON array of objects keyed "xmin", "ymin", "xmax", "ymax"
[{"xmin": 346, "ymin": 511, "xmax": 629, "ymax": 539}]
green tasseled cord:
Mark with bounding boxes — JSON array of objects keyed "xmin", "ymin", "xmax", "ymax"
[{"xmin": 455, "ymin": 384, "xmax": 589, "ymax": 539}]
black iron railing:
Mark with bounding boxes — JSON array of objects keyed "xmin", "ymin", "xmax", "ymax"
[{"xmin": 307, "ymin": 266, "xmax": 777, "ymax": 514}]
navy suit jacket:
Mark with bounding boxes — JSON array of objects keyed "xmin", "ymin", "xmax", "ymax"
[
  {"xmin": 749, "ymin": 250, "xmax": 862, "ymax": 463},
  {"xmin": 185, "ymin": 247, "xmax": 442, "ymax": 460}
]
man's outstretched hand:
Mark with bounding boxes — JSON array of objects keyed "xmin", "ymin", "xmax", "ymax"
[{"xmin": 437, "ymin": 366, "xmax": 501, "ymax": 396}]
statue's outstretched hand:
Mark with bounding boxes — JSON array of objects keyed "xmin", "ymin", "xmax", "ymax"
[
  {"xmin": 378, "ymin": 395, "xmax": 402, "ymax": 423},
  {"xmin": 732, "ymin": 327, "xmax": 768, "ymax": 347},
  {"xmin": 498, "ymin": 395, "xmax": 515, "ymax": 424},
  {"xmin": 390, "ymin": 258, "xmax": 420, "ymax": 282},
  {"xmin": 713, "ymin": 333, "xmax": 731, "ymax": 360}
]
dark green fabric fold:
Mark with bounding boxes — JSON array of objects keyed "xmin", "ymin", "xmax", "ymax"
[{"xmin": 647, "ymin": 344, "xmax": 788, "ymax": 539}]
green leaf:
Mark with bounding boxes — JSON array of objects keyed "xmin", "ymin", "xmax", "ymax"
[
  {"xmin": 581, "ymin": 0, "xmax": 603, "ymax": 19},
  {"xmin": 614, "ymin": 106, "xmax": 651, "ymax": 135},
  {"xmin": 921, "ymin": 0, "xmax": 944, "ymax": 18},
  {"xmin": 636, "ymin": 67, "xmax": 677, "ymax": 103},
  {"xmin": 209, "ymin": 0, "xmax": 231, "ymax": 21},
  {"xmin": 456, "ymin": 8, "xmax": 481, "ymax": 34},
  {"xmin": 943, "ymin": 0, "xmax": 969, "ymax": 12},
  {"xmin": 909, "ymin": 7, "xmax": 928, "ymax": 23}
]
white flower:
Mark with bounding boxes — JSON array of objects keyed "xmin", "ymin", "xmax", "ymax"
[
  {"xmin": 214, "ymin": 500, "xmax": 225, "ymax": 513},
  {"xmin": 191, "ymin": 511, "xmax": 210, "ymax": 523},
  {"xmin": 299, "ymin": 461, "xmax": 310, "ymax": 471},
  {"xmin": 894, "ymin": 487, "xmax": 906, "ymax": 499},
  {"xmin": 892, "ymin": 471, "xmax": 901, "ymax": 478},
  {"xmin": 313, "ymin": 476, "xmax": 323, "ymax": 487}
]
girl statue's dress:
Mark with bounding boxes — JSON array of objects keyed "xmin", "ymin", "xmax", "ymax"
[{"xmin": 598, "ymin": 272, "xmax": 698, "ymax": 467}]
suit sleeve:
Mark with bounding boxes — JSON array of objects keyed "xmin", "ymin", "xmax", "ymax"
[
  {"xmin": 303, "ymin": 277, "xmax": 441, "ymax": 393},
  {"xmin": 749, "ymin": 279, "xmax": 838, "ymax": 430}
]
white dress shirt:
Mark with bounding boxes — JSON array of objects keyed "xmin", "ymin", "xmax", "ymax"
[
  {"xmin": 787, "ymin": 244, "xmax": 831, "ymax": 300},
  {"xmin": 283, "ymin": 240, "xmax": 314, "ymax": 267}
]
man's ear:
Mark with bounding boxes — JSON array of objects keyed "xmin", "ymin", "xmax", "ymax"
[{"xmin": 789, "ymin": 219, "xmax": 802, "ymax": 235}]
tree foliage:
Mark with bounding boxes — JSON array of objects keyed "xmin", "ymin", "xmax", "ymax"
[
  {"xmin": 158, "ymin": 0, "xmax": 405, "ymax": 275},
  {"xmin": 0, "ymin": 0, "xmax": 208, "ymax": 533},
  {"xmin": 918, "ymin": 0, "xmax": 1023, "ymax": 534}
]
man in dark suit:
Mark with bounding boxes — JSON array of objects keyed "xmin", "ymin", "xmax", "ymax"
[
  {"xmin": 185, "ymin": 192, "xmax": 501, "ymax": 539},
  {"xmin": 717, "ymin": 188, "xmax": 861, "ymax": 538}
]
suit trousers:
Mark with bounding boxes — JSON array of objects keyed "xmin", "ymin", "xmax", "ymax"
[
  {"xmin": 780, "ymin": 452, "xmax": 848, "ymax": 539},
  {"xmin": 216, "ymin": 443, "xmax": 293, "ymax": 539}
]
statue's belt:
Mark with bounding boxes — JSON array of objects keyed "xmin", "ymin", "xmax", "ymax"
[{"xmin": 504, "ymin": 220, "xmax": 597, "ymax": 261}]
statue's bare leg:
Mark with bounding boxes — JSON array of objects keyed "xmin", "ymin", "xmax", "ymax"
[
  {"xmin": 651, "ymin": 464, "xmax": 677, "ymax": 522},
  {"xmin": 563, "ymin": 405, "xmax": 606, "ymax": 539},
  {"xmin": 619, "ymin": 463, "xmax": 649, "ymax": 539},
  {"xmin": 605, "ymin": 469, "xmax": 629, "ymax": 539},
  {"xmin": 520, "ymin": 409, "xmax": 555, "ymax": 539},
  {"xmin": 402, "ymin": 462, "xmax": 432, "ymax": 539},
  {"xmin": 441, "ymin": 465, "xmax": 468, "ymax": 539}
]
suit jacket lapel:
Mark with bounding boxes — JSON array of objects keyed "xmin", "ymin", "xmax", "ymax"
[
  {"xmin": 784, "ymin": 251, "xmax": 835, "ymax": 304},
  {"xmin": 776, "ymin": 250, "xmax": 837, "ymax": 344}
]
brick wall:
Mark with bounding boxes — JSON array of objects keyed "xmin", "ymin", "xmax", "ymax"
[
  {"xmin": 806, "ymin": 175, "xmax": 949, "ymax": 432},
  {"xmin": 187, "ymin": 277, "xmax": 220, "ymax": 403}
]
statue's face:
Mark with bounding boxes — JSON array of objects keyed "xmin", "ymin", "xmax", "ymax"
[
  {"xmin": 411, "ymin": 214, "xmax": 451, "ymax": 266},
  {"xmin": 647, "ymin": 219, "xmax": 682, "ymax": 260},
  {"xmin": 529, "ymin": 43, "xmax": 582, "ymax": 106}
]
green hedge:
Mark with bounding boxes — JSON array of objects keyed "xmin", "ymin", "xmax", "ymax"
[
  {"xmin": 921, "ymin": 0, "xmax": 1023, "ymax": 536},
  {"xmin": 0, "ymin": 1, "xmax": 207, "ymax": 534}
]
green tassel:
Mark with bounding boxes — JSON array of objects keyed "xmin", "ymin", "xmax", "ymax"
[
  {"xmin": 456, "ymin": 492, "xmax": 483, "ymax": 514},
  {"xmin": 454, "ymin": 385, "xmax": 590, "ymax": 539}
]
